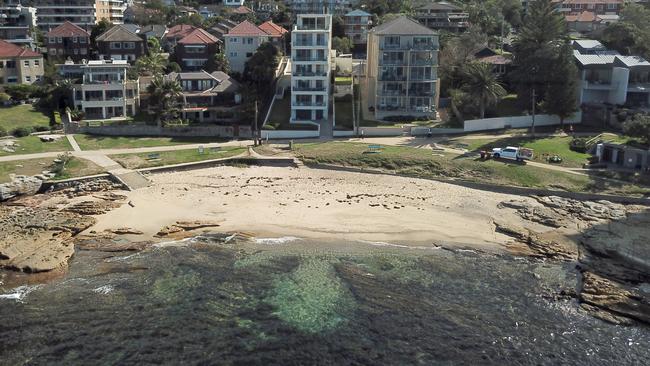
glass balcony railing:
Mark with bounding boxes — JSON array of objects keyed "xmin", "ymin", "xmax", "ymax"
[{"xmin": 293, "ymin": 86, "xmax": 327, "ymax": 92}]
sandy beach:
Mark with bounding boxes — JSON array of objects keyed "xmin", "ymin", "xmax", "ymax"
[{"xmin": 88, "ymin": 165, "xmax": 556, "ymax": 251}]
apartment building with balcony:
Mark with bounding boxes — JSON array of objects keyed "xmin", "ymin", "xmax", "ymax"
[
  {"xmin": 551, "ymin": 0, "xmax": 624, "ymax": 15},
  {"xmin": 33, "ymin": 0, "xmax": 97, "ymax": 31},
  {"xmin": 224, "ymin": 20, "xmax": 271, "ymax": 73},
  {"xmin": 0, "ymin": 0, "xmax": 37, "ymax": 49},
  {"xmin": 62, "ymin": 59, "xmax": 139, "ymax": 119},
  {"xmin": 44, "ymin": 21, "xmax": 90, "ymax": 61},
  {"xmin": 0, "ymin": 39, "xmax": 43, "ymax": 85},
  {"xmin": 413, "ymin": 2, "xmax": 469, "ymax": 33},
  {"xmin": 365, "ymin": 16, "xmax": 440, "ymax": 120},
  {"xmin": 96, "ymin": 0, "xmax": 126, "ymax": 24},
  {"xmin": 289, "ymin": 0, "xmax": 351, "ymax": 16},
  {"xmin": 344, "ymin": 9, "xmax": 371, "ymax": 46},
  {"xmin": 290, "ymin": 14, "xmax": 332, "ymax": 123},
  {"xmin": 573, "ymin": 39, "xmax": 650, "ymax": 109}
]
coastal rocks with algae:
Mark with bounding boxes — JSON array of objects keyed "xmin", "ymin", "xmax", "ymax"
[{"xmin": 497, "ymin": 195, "xmax": 650, "ymax": 326}]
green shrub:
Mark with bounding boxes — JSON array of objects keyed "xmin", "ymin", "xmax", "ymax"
[
  {"xmin": 0, "ymin": 92, "xmax": 11, "ymax": 103},
  {"xmin": 262, "ymin": 124, "xmax": 276, "ymax": 130},
  {"xmin": 53, "ymin": 111, "xmax": 62, "ymax": 124},
  {"xmin": 0, "ymin": 126, "xmax": 7, "ymax": 137},
  {"xmin": 4, "ymin": 84, "xmax": 39, "ymax": 100},
  {"xmin": 569, "ymin": 137, "xmax": 589, "ymax": 153},
  {"xmin": 33, "ymin": 125, "xmax": 50, "ymax": 132},
  {"xmin": 11, "ymin": 127, "xmax": 32, "ymax": 137}
]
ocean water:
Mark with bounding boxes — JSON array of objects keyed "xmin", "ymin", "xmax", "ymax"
[{"xmin": 1, "ymin": 235, "xmax": 649, "ymax": 365}]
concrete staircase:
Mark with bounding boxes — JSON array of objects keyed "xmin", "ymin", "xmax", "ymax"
[{"xmin": 109, "ymin": 168, "xmax": 150, "ymax": 190}]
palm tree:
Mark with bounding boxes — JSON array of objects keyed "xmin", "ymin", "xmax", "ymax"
[
  {"xmin": 462, "ymin": 62, "xmax": 507, "ymax": 119},
  {"xmin": 136, "ymin": 52, "xmax": 167, "ymax": 76},
  {"xmin": 147, "ymin": 75, "xmax": 183, "ymax": 127}
]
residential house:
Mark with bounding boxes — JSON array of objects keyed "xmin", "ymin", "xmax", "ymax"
[
  {"xmin": 565, "ymin": 10, "xmax": 618, "ymax": 33},
  {"xmin": 63, "ymin": 59, "xmax": 139, "ymax": 119},
  {"xmin": 552, "ymin": 0, "xmax": 625, "ymax": 15},
  {"xmin": 177, "ymin": 6, "xmax": 198, "ymax": 17},
  {"xmin": 44, "ymin": 21, "xmax": 91, "ymax": 61},
  {"xmin": 167, "ymin": 70, "xmax": 241, "ymax": 123},
  {"xmin": 252, "ymin": 0, "xmax": 279, "ymax": 19},
  {"xmin": 573, "ymin": 39, "xmax": 650, "ymax": 109},
  {"xmin": 224, "ymin": 20, "xmax": 271, "ymax": 73},
  {"xmin": 209, "ymin": 19, "xmax": 238, "ymax": 42},
  {"xmin": 0, "ymin": 0, "xmax": 37, "ymax": 49},
  {"xmin": 474, "ymin": 47, "xmax": 513, "ymax": 77},
  {"xmin": 231, "ymin": 5, "xmax": 254, "ymax": 15},
  {"xmin": 224, "ymin": 0, "xmax": 245, "ymax": 7},
  {"xmin": 365, "ymin": 16, "xmax": 440, "ymax": 120},
  {"xmin": 413, "ymin": 2, "xmax": 470, "ymax": 33},
  {"xmin": 162, "ymin": 24, "xmax": 197, "ymax": 51},
  {"xmin": 290, "ymin": 14, "xmax": 332, "ymax": 123},
  {"xmin": 0, "ymin": 39, "xmax": 43, "ymax": 85},
  {"xmin": 32, "ymin": 0, "xmax": 97, "ymax": 31},
  {"xmin": 344, "ymin": 10, "xmax": 371, "ymax": 46},
  {"xmin": 175, "ymin": 28, "xmax": 221, "ymax": 71},
  {"xmin": 199, "ymin": 5, "xmax": 220, "ymax": 19},
  {"xmin": 258, "ymin": 20, "xmax": 288, "ymax": 52},
  {"xmin": 96, "ymin": 24, "xmax": 147, "ymax": 62},
  {"xmin": 140, "ymin": 24, "xmax": 167, "ymax": 41}
]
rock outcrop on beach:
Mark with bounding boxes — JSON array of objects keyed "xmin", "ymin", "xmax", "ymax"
[
  {"xmin": 0, "ymin": 176, "xmax": 44, "ymax": 201},
  {"xmin": 155, "ymin": 221, "xmax": 223, "ymax": 238},
  {"xmin": 493, "ymin": 220, "xmax": 577, "ymax": 261}
]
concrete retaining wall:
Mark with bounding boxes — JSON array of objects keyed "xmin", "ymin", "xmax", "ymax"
[
  {"xmin": 334, "ymin": 130, "xmax": 355, "ymax": 137},
  {"xmin": 359, "ymin": 127, "xmax": 407, "ymax": 137},
  {"xmin": 411, "ymin": 127, "xmax": 465, "ymax": 136},
  {"xmin": 261, "ymin": 129, "xmax": 320, "ymax": 139},
  {"xmin": 464, "ymin": 112, "xmax": 582, "ymax": 132},
  {"xmin": 69, "ymin": 123, "xmax": 254, "ymax": 138}
]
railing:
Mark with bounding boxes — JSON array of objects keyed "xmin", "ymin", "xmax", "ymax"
[
  {"xmin": 293, "ymin": 56, "xmax": 328, "ymax": 62},
  {"xmin": 380, "ymin": 59, "xmax": 406, "ymax": 66},
  {"xmin": 379, "ymin": 74, "xmax": 407, "ymax": 81},
  {"xmin": 408, "ymin": 90, "xmax": 434, "ymax": 97},
  {"xmin": 293, "ymin": 86, "xmax": 327, "ymax": 92},
  {"xmin": 379, "ymin": 90, "xmax": 406, "ymax": 96},
  {"xmin": 381, "ymin": 43, "xmax": 439, "ymax": 51},
  {"xmin": 293, "ymin": 41, "xmax": 328, "ymax": 47},
  {"xmin": 293, "ymin": 71, "xmax": 328, "ymax": 77},
  {"xmin": 292, "ymin": 101, "xmax": 326, "ymax": 107},
  {"xmin": 410, "ymin": 58, "xmax": 435, "ymax": 66}
]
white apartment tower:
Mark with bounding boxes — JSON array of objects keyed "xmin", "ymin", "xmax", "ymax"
[{"xmin": 290, "ymin": 14, "xmax": 332, "ymax": 123}]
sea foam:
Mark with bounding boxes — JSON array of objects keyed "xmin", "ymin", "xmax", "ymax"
[{"xmin": 0, "ymin": 285, "xmax": 41, "ymax": 303}]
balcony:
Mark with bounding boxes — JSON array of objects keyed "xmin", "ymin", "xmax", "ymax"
[
  {"xmin": 293, "ymin": 71, "xmax": 328, "ymax": 77},
  {"xmin": 380, "ymin": 59, "xmax": 406, "ymax": 66},
  {"xmin": 293, "ymin": 56, "xmax": 328, "ymax": 62},
  {"xmin": 583, "ymin": 80, "xmax": 613, "ymax": 90},
  {"xmin": 379, "ymin": 90, "xmax": 406, "ymax": 96},
  {"xmin": 410, "ymin": 58, "xmax": 435, "ymax": 66},
  {"xmin": 292, "ymin": 101, "xmax": 326, "ymax": 107},
  {"xmin": 293, "ymin": 40, "xmax": 328, "ymax": 47},
  {"xmin": 379, "ymin": 74, "xmax": 407, "ymax": 81}
]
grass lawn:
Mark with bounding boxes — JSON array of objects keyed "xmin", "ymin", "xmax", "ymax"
[
  {"xmin": 0, "ymin": 105, "xmax": 51, "ymax": 133},
  {"xmin": 264, "ymin": 97, "xmax": 318, "ymax": 131},
  {"xmin": 111, "ymin": 146, "xmax": 247, "ymax": 169},
  {"xmin": 74, "ymin": 134, "xmax": 223, "ymax": 151},
  {"xmin": 334, "ymin": 76, "xmax": 352, "ymax": 85},
  {"xmin": 294, "ymin": 142, "xmax": 650, "ymax": 196},
  {"xmin": 0, "ymin": 156, "xmax": 104, "ymax": 183},
  {"xmin": 441, "ymin": 135, "xmax": 591, "ymax": 168},
  {"xmin": 0, "ymin": 135, "xmax": 72, "ymax": 157}
]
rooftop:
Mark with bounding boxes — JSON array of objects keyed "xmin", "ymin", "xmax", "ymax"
[
  {"xmin": 178, "ymin": 28, "xmax": 220, "ymax": 44},
  {"xmin": 226, "ymin": 20, "xmax": 268, "ymax": 37},
  {"xmin": 259, "ymin": 20, "xmax": 288, "ymax": 37},
  {"xmin": 370, "ymin": 16, "xmax": 438, "ymax": 36},
  {"xmin": 46, "ymin": 21, "xmax": 89, "ymax": 38},
  {"xmin": 232, "ymin": 5, "xmax": 253, "ymax": 14},
  {"xmin": 345, "ymin": 9, "xmax": 372, "ymax": 17},
  {"xmin": 0, "ymin": 39, "xmax": 41, "ymax": 58},
  {"xmin": 417, "ymin": 1, "xmax": 463, "ymax": 11},
  {"xmin": 96, "ymin": 24, "xmax": 143, "ymax": 43},
  {"xmin": 164, "ymin": 24, "xmax": 198, "ymax": 40}
]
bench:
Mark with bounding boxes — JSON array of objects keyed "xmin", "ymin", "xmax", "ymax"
[
  {"xmin": 147, "ymin": 153, "xmax": 161, "ymax": 160},
  {"xmin": 367, "ymin": 144, "xmax": 382, "ymax": 153}
]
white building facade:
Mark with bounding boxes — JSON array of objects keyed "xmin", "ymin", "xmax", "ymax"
[{"xmin": 290, "ymin": 13, "xmax": 332, "ymax": 123}]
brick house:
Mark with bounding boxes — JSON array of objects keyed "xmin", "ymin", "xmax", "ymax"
[
  {"xmin": 162, "ymin": 24, "xmax": 197, "ymax": 51},
  {"xmin": 0, "ymin": 39, "xmax": 43, "ymax": 85},
  {"xmin": 96, "ymin": 24, "xmax": 147, "ymax": 62},
  {"xmin": 44, "ymin": 21, "xmax": 90, "ymax": 61},
  {"xmin": 175, "ymin": 28, "xmax": 221, "ymax": 71}
]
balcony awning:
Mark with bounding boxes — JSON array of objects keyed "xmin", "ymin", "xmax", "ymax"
[{"xmin": 182, "ymin": 107, "xmax": 208, "ymax": 112}]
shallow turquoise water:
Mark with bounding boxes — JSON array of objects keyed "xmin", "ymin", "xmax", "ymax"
[{"xmin": 1, "ymin": 236, "xmax": 648, "ymax": 365}]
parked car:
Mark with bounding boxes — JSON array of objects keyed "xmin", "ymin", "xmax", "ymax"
[{"xmin": 491, "ymin": 146, "xmax": 534, "ymax": 161}]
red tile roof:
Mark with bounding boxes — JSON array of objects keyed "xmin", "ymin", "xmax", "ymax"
[
  {"xmin": 0, "ymin": 40, "xmax": 41, "ymax": 58},
  {"xmin": 226, "ymin": 20, "xmax": 268, "ymax": 37},
  {"xmin": 178, "ymin": 28, "xmax": 220, "ymax": 44},
  {"xmin": 259, "ymin": 21, "xmax": 288, "ymax": 37},
  {"xmin": 232, "ymin": 5, "xmax": 253, "ymax": 14},
  {"xmin": 566, "ymin": 10, "xmax": 598, "ymax": 22},
  {"xmin": 46, "ymin": 21, "xmax": 89, "ymax": 38},
  {"xmin": 164, "ymin": 24, "xmax": 198, "ymax": 40}
]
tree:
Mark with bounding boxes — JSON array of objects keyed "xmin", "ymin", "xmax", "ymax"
[
  {"xmin": 205, "ymin": 52, "xmax": 230, "ymax": 74},
  {"xmin": 244, "ymin": 42, "xmax": 279, "ymax": 92},
  {"xmin": 462, "ymin": 62, "xmax": 507, "ymax": 119},
  {"xmin": 331, "ymin": 36, "xmax": 352, "ymax": 54},
  {"xmin": 599, "ymin": 4, "xmax": 650, "ymax": 59},
  {"xmin": 90, "ymin": 19, "xmax": 112, "ymax": 50},
  {"xmin": 147, "ymin": 37, "xmax": 162, "ymax": 54},
  {"xmin": 511, "ymin": 0, "xmax": 567, "ymax": 109},
  {"xmin": 623, "ymin": 114, "xmax": 650, "ymax": 144},
  {"xmin": 136, "ymin": 52, "xmax": 167, "ymax": 76},
  {"xmin": 543, "ymin": 44, "xmax": 579, "ymax": 128},
  {"xmin": 4, "ymin": 84, "xmax": 40, "ymax": 100},
  {"xmin": 439, "ymin": 26, "xmax": 488, "ymax": 95},
  {"xmin": 332, "ymin": 16, "xmax": 345, "ymax": 38},
  {"xmin": 146, "ymin": 75, "xmax": 183, "ymax": 127}
]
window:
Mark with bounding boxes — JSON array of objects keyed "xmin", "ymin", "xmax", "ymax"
[
  {"xmin": 246, "ymin": 37, "xmax": 253, "ymax": 44},
  {"xmin": 48, "ymin": 37, "xmax": 55, "ymax": 44},
  {"xmin": 111, "ymin": 42, "xmax": 122, "ymax": 49},
  {"xmin": 6, "ymin": 61, "xmax": 15, "ymax": 68},
  {"xmin": 230, "ymin": 52, "xmax": 237, "ymax": 57},
  {"xmin": 35, "ymin": 75, "xmax": 42, "ymax": 82},
  {"xmin": 25, "ymin": 76, "xmax": 31, "ymax": 82},
  {"xmin": 80, "ymin": 37, "xmax": 87, "ymax": 44},
  {"xmin": 57, "ymin": 37, "xmax": 62, "ymax": 43},
  {"xmin": 34, "ymin": 60, "xmax": 39, "ymax": 66},
  {"xmin": 49, "ymin": 48, "xmax": 57, "ymax": 55},
  {"xmin": 124, "ymin": 42, "xmax": 135, "ymax": 49},
  {"xmin": 230, "ymin": 37, "xmax": 238, "ymax": 43},
  {"xmin": 23, "ymin": 60, "xmax": 29, "ymax": 67},
  {"xmin": 246, "ymin": 52, "xmax": 253, "ymax": 57},
  {"xmin": 7, "ymin": 76, "xmax": 17, "ymax": 83},
  {"xmin": 73, "ymin": 36, "xmax": 78, "ymax": 43},
  {"xmin": 74, "ymin": 49, "xmax": 79, "ymax": 55},
  {"xmin": 80, "ymin": 48, "xmax": 87, "ymax": 55},
  {"xmin": 607, "ymin": 3, "xmax": 616, "ymax": 10}
]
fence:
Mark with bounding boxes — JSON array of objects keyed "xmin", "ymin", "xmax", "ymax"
[
  {"xmin": 261, "ymin": 129, "xmax": 320, "ymax": 139},
  {"xmin": 463, "ymin": 112, "xmax": 582, "ymax": 132}
]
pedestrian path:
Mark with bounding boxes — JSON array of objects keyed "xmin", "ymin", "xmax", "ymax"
[{"xmin": 66, "ymin": 134, "xmax": 81, "ymax": 152}]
